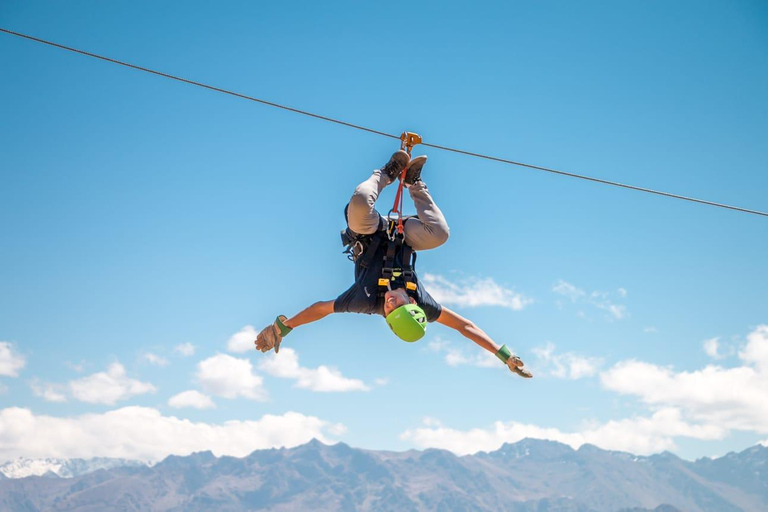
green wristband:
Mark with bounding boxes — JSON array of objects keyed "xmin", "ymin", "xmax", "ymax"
[
  {"xmin": 275, "ymin": 315, "xmax": 292, "ymax": 337},
  {"xmin": 495, "ymin": 344, "xmax": 511, "ymax": 364}
]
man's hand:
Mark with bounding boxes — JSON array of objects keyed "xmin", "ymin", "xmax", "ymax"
[
  {"xmin": 255, "ymin": 321, "xmax": 283, "ymax": 354},
  {"xmin": 506, "ymin": 355, "xmax": 533, "ymax": 379}
]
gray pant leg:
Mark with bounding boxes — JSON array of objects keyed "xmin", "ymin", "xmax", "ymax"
[
  {"xmin": 403, "ymin": 181, "xmax": 450, "ymax": 251},
  {"xmin": 346, "ymin": 169, "xmax": 392, "ymax": 235}
]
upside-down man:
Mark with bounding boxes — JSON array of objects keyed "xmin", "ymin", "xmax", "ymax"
[{"xmin": 255, "ymin": 150, "xmax": 532, "ymax": 378}]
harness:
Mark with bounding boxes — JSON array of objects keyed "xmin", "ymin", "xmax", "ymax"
[
  {"xmin": 341, "ymin": 131, "xmax": 423, "ymax": 300},
  {"xmin": 341, "ymin": 216, "xmax": 419, "ymax": 299}
]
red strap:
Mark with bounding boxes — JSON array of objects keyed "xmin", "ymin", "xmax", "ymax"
[
  {"xmin": 390, "ymin": 167, "xmax": 408, "ymax": 234},
  {"xmin": 390, "ymin": 145, "xmax": 413, "ymax": 235}
]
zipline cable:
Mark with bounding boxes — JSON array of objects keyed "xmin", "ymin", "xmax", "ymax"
[{"xmin": 2, "ymin": 27, "xmax": 766, "ymax": 218}]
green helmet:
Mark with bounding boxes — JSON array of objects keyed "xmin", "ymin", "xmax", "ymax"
[{"xmin": 386, "ymin": 304, "xmax": 427, "ymax": 342}]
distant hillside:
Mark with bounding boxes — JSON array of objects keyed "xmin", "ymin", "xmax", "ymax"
[{"xmin": 0, "ymin": 439, "xmax": 766, "ymax": 511}]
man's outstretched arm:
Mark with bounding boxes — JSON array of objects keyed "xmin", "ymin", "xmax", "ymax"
[
  {"xmin": 284, "ymin": 300, "xmax": 336, "ymax": 329},
  {"xmin": 436, "ymin": 306, "xmax": 532, "ymax": 378},
  {"xmin": 255, "ymin": 300, "xmax": 335, "ymax": 353}
]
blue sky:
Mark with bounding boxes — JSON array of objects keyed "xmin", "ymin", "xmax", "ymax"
[{"xmin": 1, "ymin": 0, "xmax": 767, "ymax": 462}]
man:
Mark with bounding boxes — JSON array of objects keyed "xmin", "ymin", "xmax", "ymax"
[{"xmin": 255, "ymin": 151, "xmax": 532, "ymax": 378}]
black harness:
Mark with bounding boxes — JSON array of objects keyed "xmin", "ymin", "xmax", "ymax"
[{"xmin": 341, "ymin": 213, "xmax": 418, "ymax": 299}]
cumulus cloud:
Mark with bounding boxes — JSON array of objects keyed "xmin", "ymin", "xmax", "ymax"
[
  {"xmin": 167, "ymin": 390, "xmax": 215, "ymax": 410},
  {"xmin": 427, "ymin": 338, "xmax": 499, "ymax": 368},
  {"xmin": 197, "ymin": 354, "xmax": 267, "ymax": 401},
  {"xmin": 30, "ymin": 381, "xmax": 67, "ymax": 403},
  {"xmin": 532, "ymin": 343, "xmax": 603, "ymax": 379},
  {"xmin": 227, "ymin": 326, "xmax": 258, "ymax": 353},
  {"xmin": 174, "ymin": 343, "xmax": 195, "ymax": 357},
  {"xmin": 739, "ymin": 325, "xmax": 768, "ymax": 372},
  {"xmin": 703, "ymin": 338, "xmax": 722, "ymax": 359},
  {"xmin": 553, "ymin": 280, "xmax": 627, "ymax": 320},
  {"xmin": 258, "ymin": 349, "xmax": 369, "ymax": 392},
  {"xmin": 0, "ymin": 342, "xmax": 25, "ymax": 377},
  {"xmin": 406, "ymin": 325, "xmax": 768, "ymax": 456},
  {"xmin": 69, "ymin": 363, "xmax": 156, "ymax": 405},
  {"xmin": 601, "ymin": 325, "xmax": 768, "ymax": 434},
  {"xmin": 401, "ymin": 408, "xmax": 723, "ymax": 456},
  {"xmin": 0, "ymin": 407, "xmax": 344, "ymax": 462},
  {"xmin": 422, "ymin": 274, "xmax": 531, "ymax": 311},
  {"xmin": 142, "ymin": 353, "xmax": 169, "ymax": 366}
]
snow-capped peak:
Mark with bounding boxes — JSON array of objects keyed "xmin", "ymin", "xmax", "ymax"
[{"xmin": 0, "ymin": 457, "xmax": 148, "ymax": 479}]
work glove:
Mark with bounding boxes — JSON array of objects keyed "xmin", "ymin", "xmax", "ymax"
[
  {"xmin": 255, "ymin": 315, "xmax": 291, "ymax": 354},
  {"xmin": 506, "ymin": 355, "xmax": 533, "ymax": 379},
  {"xmin": 496, "ymin": 344, "xmax": 533, "ymax": 379}
]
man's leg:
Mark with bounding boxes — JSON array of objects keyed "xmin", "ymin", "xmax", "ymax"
[
  {"xmin": 346, "ymin": 169, "xmax": 392, "ymax": 235},
  {"xmin": 404, "ymin": 180, "xmax": 450, "ymax": 251},
  {"xmin": 346, "ymin": 151, "xmax": 409, "ymax": 235}
]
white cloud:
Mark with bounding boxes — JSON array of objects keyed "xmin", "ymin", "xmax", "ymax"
[
  {"xmin": 532, "ymin": 343, "xmax": 602, "ymax": 379},
  {"xmin": 553, "ymin": 280, "xmax": 627, "ymax": 320},
  {"xmin": 168, "ymin": 390, "xmax": 215, "ymax": 410},
  {"xmin": 258, "ymin": 348, "xmax": 370, "ymax": 392},
  {"xmin": 142, "ymin": 353, "xmax": 169, "ymax": 367},
  {"xmin": 601, "ymin": 325, "xmax": 768, "ymax": 434},
  {"xmin": 69, "ymin": 363, "xmax": 156, "ymax": 405},
  {"xmin": 422, "ymin": 274, "xmax": 531, "ymax": 311},
  {"xmin": 553, "ymin": 281, "xmax": 585, "ymax": 302},
  {"xmin": 401, "ymin": 408, "xmax": 723, "ymax": 456},
  {"xmin": 174, "ymin": 343, "xmax": 195, "ymax": 357},
  {"xmin": 374, "ymin": 378, "xmax": 389, "ymax": 386},
  {"xmin": 0, "ymin": 342, "xmax": 25, "ymax": 377},
  {"xmin": 597, "ymin": 303, "xmax": 627, "ymax": 320},
  {"xmin": 703, "ymin": 338, "xmax": 721, "ymax": 359},
  {"xmin": 227, "ymin": 326, "xmax": 258, "ymax": 353},
  {"xmin": 739, "ymin": 325, "xmax": 768, "ymax": 372},
  {"xmin": 644, "ymin": 327, "xmax": 658, "ymax": 333},
  {"xmin": 427, "ymin": 337, "xmax": 499, "ymax": 368},
  {"xmin": 196, "ymin": 354, "xmax": 267, "ymax": 401},
  {"xmin": 30, "ymin": 381, "xmax": 67, "ymax": 403},
  {"xmin": 0, "ymin": 406, "xmax": 344, "ymax": 462},
  {"xmin": 427, "ymin": 339, "xmax": 450, "ymax": 352}
]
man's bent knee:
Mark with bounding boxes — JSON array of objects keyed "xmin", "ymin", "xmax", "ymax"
[
  {"xmin": 349, "ymin": 187, "xmax": 375, "ymax": 212},
  {"xmin": 406, "ymin": 222, "xmax": 450, "ymax": 251},
  {"xmin": 428, "ymin": 224, "xmax": 450, "ymax": 249}
]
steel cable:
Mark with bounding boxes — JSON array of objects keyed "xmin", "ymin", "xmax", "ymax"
[{"xmin": 2, "ymin": 27, "xmax": 766, "ymax": 218}]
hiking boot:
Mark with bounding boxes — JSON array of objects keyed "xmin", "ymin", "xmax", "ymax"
[
  {"xmin": 381, "ymin": 150, "xmax": 410, "ymax": 181},
  {"xmin": 404, "ymin": 155, "xmax": 427, "ymax": 185}
]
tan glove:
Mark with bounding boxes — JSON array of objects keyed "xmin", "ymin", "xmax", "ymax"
[
  {"xmin": 254, "ymin": 316, "xmax": 290, "ymax": 353},
  {"xmin": 506, "ymin": 355, "xmax": 533, "ymax": 379}
]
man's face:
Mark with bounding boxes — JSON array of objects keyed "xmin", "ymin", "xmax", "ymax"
[{"xmin": 383, "ymin": 288, "xmax": 413, "ymax": 317}]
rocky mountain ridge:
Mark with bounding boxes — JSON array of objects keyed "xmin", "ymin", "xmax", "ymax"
[{"xmin": 0, "ymin": 439, "xmax": 765, "ymax": 511}]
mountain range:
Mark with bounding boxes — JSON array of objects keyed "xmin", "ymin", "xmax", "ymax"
[{"xmin": 0, "ymin": 439, "xmax": 766, "ymax": 511}]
